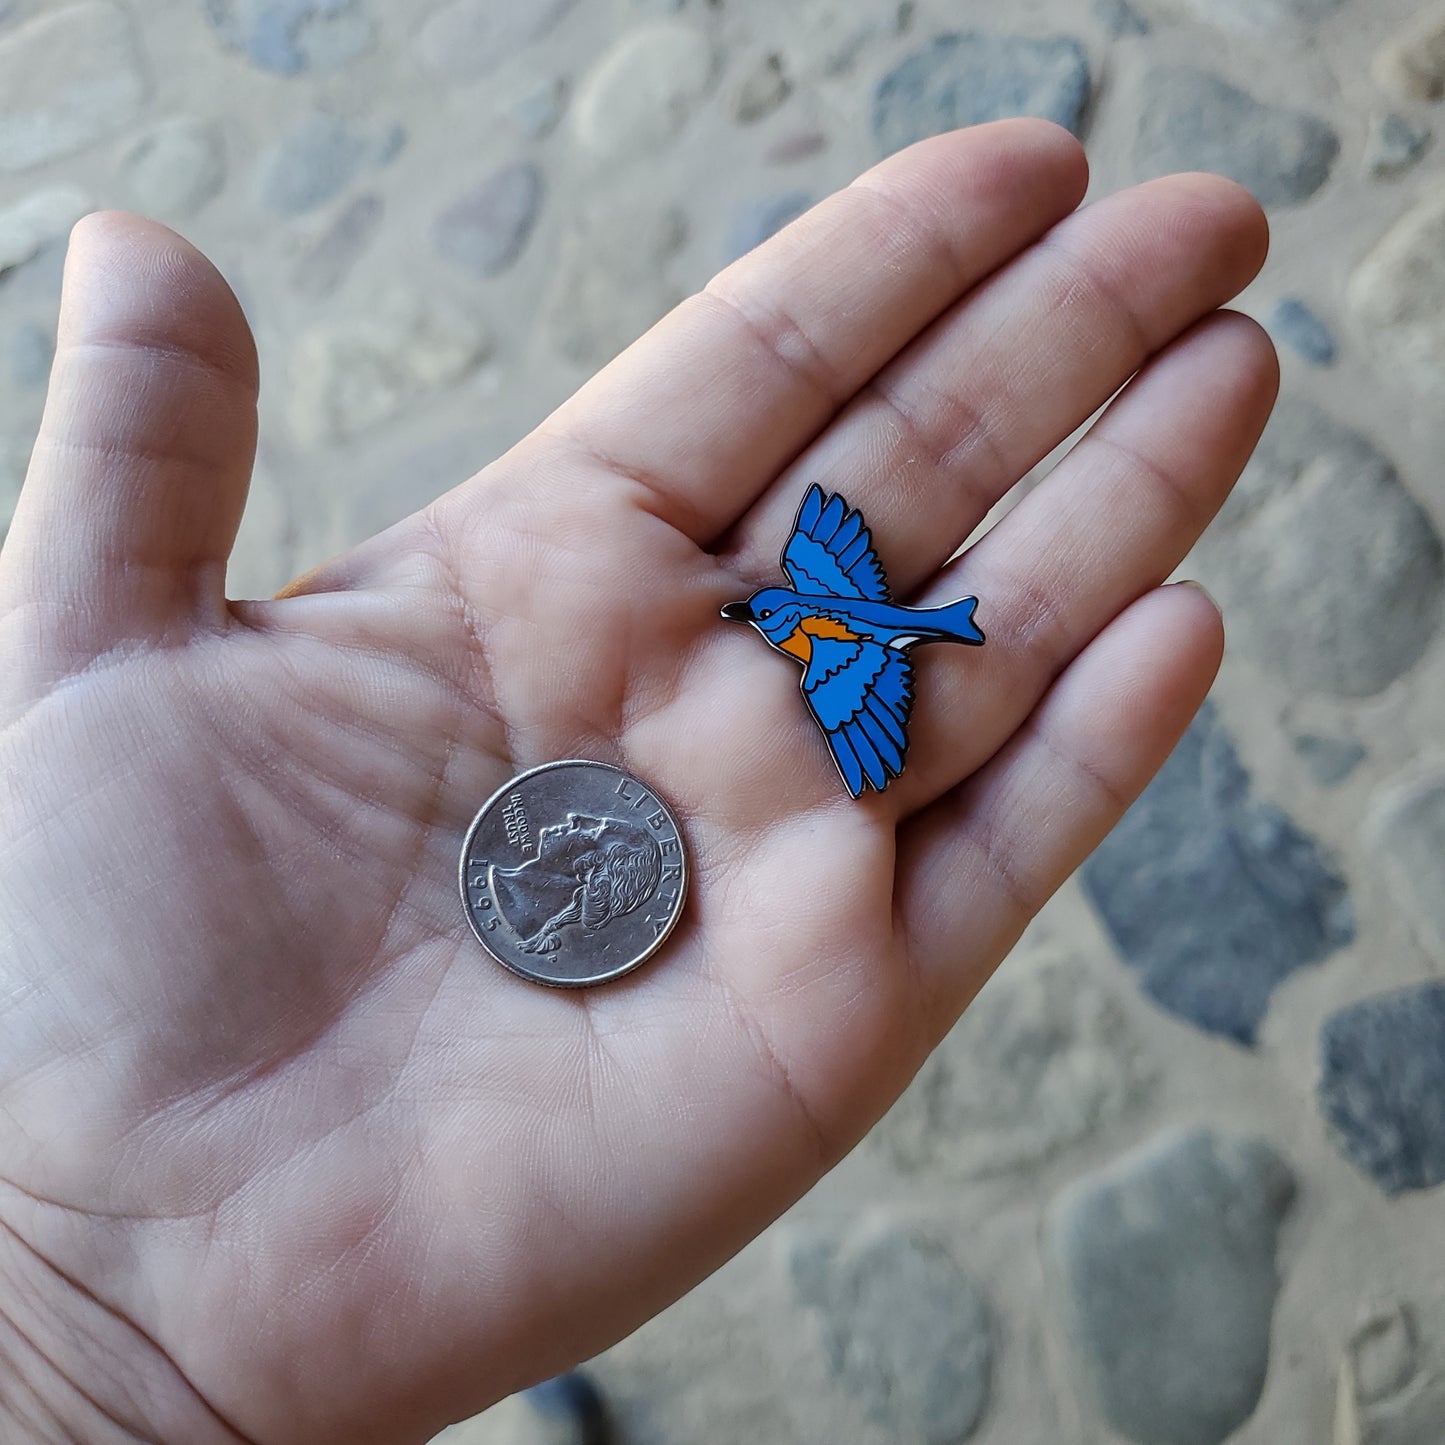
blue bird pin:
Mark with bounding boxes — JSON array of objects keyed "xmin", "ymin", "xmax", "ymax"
[{"xmin": 721, "ymin": 485, "xmax": 984, "ymax": 798}]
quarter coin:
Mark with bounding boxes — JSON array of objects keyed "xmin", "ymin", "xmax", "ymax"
[{"xmin": 459, "ymin": 760, "xmax": 689, "ymax": 987}]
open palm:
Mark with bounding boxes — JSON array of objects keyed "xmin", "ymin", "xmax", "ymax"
[{"xmin": 0, "ymin": 122, "xmax": 1274, "ymax": 1445}]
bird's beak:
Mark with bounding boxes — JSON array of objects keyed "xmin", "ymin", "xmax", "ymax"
[{"xmin": 720, "ymin": 601, "xmax": 753, "ymax": 622}]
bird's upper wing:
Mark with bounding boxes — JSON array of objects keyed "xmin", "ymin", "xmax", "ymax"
[
  {"xmin": 800, "ymin": 630, "xmax": 915, "ymax": 797},
  {"xmin": 781, "ymin": 485, "xmax": 891, "ymax": 602}
]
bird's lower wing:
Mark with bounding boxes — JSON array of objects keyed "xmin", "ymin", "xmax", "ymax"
[{"xmin": 802, "ymin": 634, "xmax": 915, "ymax": 797}]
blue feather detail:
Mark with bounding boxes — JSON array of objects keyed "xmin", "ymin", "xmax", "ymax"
[
  {"xmin": 782, "ymin": 485, "xmax": 890, "ymax": 603},
  {"xmin": 801, "ymin": 630, "xmax": 915, "ymax": 796}
]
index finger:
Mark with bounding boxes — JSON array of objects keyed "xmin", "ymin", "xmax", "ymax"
[{"xmin": 540, "ymin": 120, "xmax": 1088, "ymax": 543}]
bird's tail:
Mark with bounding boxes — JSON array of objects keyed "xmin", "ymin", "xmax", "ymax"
[{"xmin": 925, "ymin": 595, "xmax": 986, "ymax": 645}]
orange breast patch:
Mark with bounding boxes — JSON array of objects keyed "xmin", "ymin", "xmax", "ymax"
[{"xmin": 778, "ymin": 614, "xmax": 859, "ymax": 662}]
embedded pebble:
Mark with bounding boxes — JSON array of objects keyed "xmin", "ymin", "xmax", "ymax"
[
  {"xmin": 1292, "ymin": 733, "xmax": 1366, "ymax": 788},
  {"xmin": 789, "ymin": 1227, "xmax": 993, "ymax": 1445},
  {"xmin": 291, "ymin": 192, "xmax": 383, "ymax": 299},
  {"xmin": 1050, "ymin": 1129, "xmax": 1295, "ymax": 1445},
  {"xmin": 429, "ymin": 1373, "xmax": 606, "ymax": 1445},
  {"xmin": 545, "ymin": 196, "xmax": 687, "ymax": 366},
  {"xmin": 121, "ymin": 117, "xmax": 226, "ymax": 219},
  {"xmin": 876, "ymin": 945, "xmax": 1152, "ymax": 1178},
  {"xmin": 289, "ymin": 287, "xmax": 490, "ymax": 445},
  {"xmin": 1366, "ymin": 770, "xmax": 1445, "ymax": 961},
  {"xmin": 0, "ymin": 2, "xmax": 148, "ymax": 172},
  {"xmin": 203, "ymin": 0, "xmax": 372, "ymax": 75},
  {"xmin": 1320, "ymin": 983, "xmax": 1445, "ymax": 1195},
  {"xmin": 0, "ymin": 187, "xmax": 89, "ymax": 276},
  {"xmin": 1094, "ymin": 0, "xmax": 1150, "ymax": 34},
  {"xmin": 1268, "ymin": 297, "xmax": 1336, "ymax": 365},
  {"xmin": 1365, "ymin": 113, "xmax": 1433, "ymax": 178},
  {"xmin": 1081, "ymin": 701, "xmax": 1353, "ymax": 1044},
  {"xmin": 1349, "ymin": 186, "xmax": 1445, "ymax": 390},
  {"xmin": 9, "ymin": 321, "xmax": 52, "ymax": 388},
  {"xmin": 573, "ymin": 24, "xmax": 718, "ymax": 158},
  {"xmin": 433, "ymin": 162, "xmax": 542, "ymax": 279},
  {"xmin": 262, "ymin": 114, "xmax": 379, "ymax": 217},
  {"xmin": 724, "ymin": 192, "xmax": 812, "ymax": 262},
  {"xmin": 415, "ymin": 0, "xmax": 576, "ymax": 83},
  {"xmin": 1199, "ymin": 400, "xmax": 1445, "ymax": 698},
  {"xmin": 766, "ymin": 129, "xmax": 828, "ymax": 164},
  {"xmin": 733, "ymin": 52, "xmax": 791, "ymax": 124},
  {"xmin": 1135, "ymin": 66, "xmax": 1338, "ymax": 205},
  {"xmin": 1373, "ymin": 3, "xmax": 1445, "ymax": 103},
  {"xmin": 1349, "ymin": 1304, "xmax": 1419, "ymax": 1407},
  {"xmin": 873, "ymin": 32, "xmax": 1092, "ymax": 155}
]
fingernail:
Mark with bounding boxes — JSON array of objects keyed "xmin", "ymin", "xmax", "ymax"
[{"xmin": 1175, "ymin": 579, "xmax": 1221, "ymax": 613}]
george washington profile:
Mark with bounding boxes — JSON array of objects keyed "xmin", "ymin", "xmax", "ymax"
[{"xmin": 489, "ymin": 812, "xmax": 662, "ymax": 955}]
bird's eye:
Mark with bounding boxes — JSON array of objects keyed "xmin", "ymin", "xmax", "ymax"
[{"xmin": 758, "ymin": 608, "xmax": 772, "ymax": 619}]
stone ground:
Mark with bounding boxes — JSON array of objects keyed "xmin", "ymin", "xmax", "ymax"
[{"xmin": 4, "ymin": 0, "xmax": 1445, "ymax": 1442}]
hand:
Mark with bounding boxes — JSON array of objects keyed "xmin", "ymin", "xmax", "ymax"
[{"xmin": 0, "ymin": 121, "xmax": 1273, "ymax": 1444}]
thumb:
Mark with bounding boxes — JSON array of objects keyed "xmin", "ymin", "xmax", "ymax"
[{"xmin": 0, "ymin": 212, "xmax": 259, "ymax": 681}]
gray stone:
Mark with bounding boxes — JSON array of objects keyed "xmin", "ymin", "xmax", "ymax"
[
  {"xmin": 1365, "ymin": 113, "xmax": 1433, "ymax": 179},
  {"xmin": 873, "ymin": 33, "xmax": 1092, "ymax": 155},
  {"xmin": 202, "ymin": 0, "xmax": 372, "ymax": 75},
  {"xmin": 1351, "ymin": 1304, "xmax": 1419, "ymax": 1406},
  {"xmin": 121, "ymin": 118, "xmax": 226, "ymax": 219},
  {"xmin": 1269, "ymin": 297, "xmax": 1336, "ymax": 365},
  {"xmin": 291, "ymin": 193, "xmax": 383, "ymax": 299},
  {"xmin": 1050, "ymin": 1129, "xmax": 1295, "ymax": 1445},
  {"xmin": 1292, "ymin": 733, "xmax": 1366, "ymax": 788},
  {"xmin": 1081, "ymin": 701, "xmax": 1353, "ymax": 1044},
  {"xmin": 1373, "ymin": 4, "xmax": 1445, "ymax": 103},
  {"xmin": 724, "ymin": 192, "xmax": 812, "ymax": 262},
  {"xmin": 876, "ymin": 945, "xmax": 1153, "ymax": 1178},
  {"xmin": 496, "ymin": 73, "xmax": 569, "ymax": 140},
  {"xmin": 1320, "ymin": 984, "xmax": 1445, "ymax": 1195},
  {"xmin": 0, "ymin": 187, "xmax": 88, "ymax": 277},
  {"xmin": 1176, "ymin": 0, "xmax": 1344, "ymax": 24},
  {"xmin": 790, "ymin": 1227, "xmax": 993, "ymax": 1444},
  {"xmin": 1200, "ymin": 400, "xmax": 1445, "ymax": 698},
  {"xmin": 1349, "ymin": 186, "xmax": 1445, "ymax": 391},
  {"xmin": 1367, "ymin": 771, "xmax": 1445, "ymax": 962},
  {"xmin": 1335, "ymin": 1302, "xmax": 1445, "ymax": 1445},
  {"xmin": 777, "ymin": 0, "xmax": 908, "ymax": 79},
  {"xmin": 262, "ymin": 115, "xmax": 373, "ymax": 217},
  {"xmin": 289, "ymin": 287, "xmax": 490, "ymax": 445},
  {"xmin": 433, "ymin": 163, "xmax": 542, "ymax": 279},
  {"xmin": 9, "ymin": 322, "xmax": 52, "ymax": 388},
  {"xmin": 1094, "ymin": 0, "xmax": 1150, "ymax": 35},
  {"xmin": 0, "ymin": 3, "xmax": 148, "ymax": 172},
  {"xmin": 732, "ymin": 52, "xmax": 791, "ymax": 124},
  {"xmin": 573, "ymin": 24, "xmax": 718, "ymax": 158},
  {"xmin": 1135, "ymin": 66, "xmax": 1338, "ymax": 206},
  {"xmin": 545, "ymin": 197, "xmax": 687, "ymax": 367},
  {"xmin": 415, "ymin": 0, "xmax": 575, "ymax": 82}
]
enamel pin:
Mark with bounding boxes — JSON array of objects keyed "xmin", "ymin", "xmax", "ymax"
[{"xmin": 721, "ymin": 485, "xmax": 984, "ymax": 798}]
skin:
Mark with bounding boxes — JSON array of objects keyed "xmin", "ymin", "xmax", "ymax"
[{"xmin": 0, "ymin": 121, "xmax": 1276, "ymax": 1444}]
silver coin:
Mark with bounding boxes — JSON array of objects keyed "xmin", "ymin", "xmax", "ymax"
[{"xmin": 459, "ymin": 760, "xmax": 689, "ymax": 987}]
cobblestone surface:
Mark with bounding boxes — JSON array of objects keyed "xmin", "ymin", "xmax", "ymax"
[{"xmin": 2, "ymin": 1, "xmax": 1444, "ymax": 1441}]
